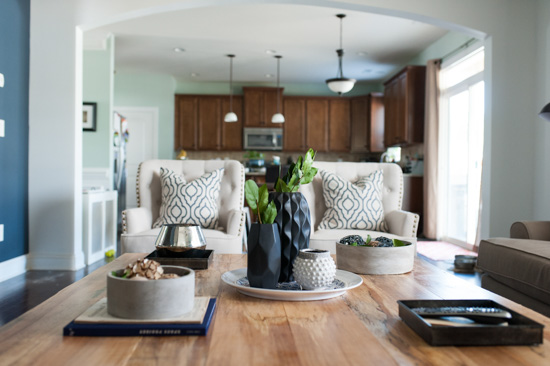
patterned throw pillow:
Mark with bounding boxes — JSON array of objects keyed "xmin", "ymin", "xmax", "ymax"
[
  {"xmin": 318, "ymin": 169, "xmax": 388, "ymax": 231},
  {"xmin": 153, "ymin": 167, "xmax": 223, "ymax": 229}
]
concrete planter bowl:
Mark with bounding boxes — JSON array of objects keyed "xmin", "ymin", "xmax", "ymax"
[
  {"xmin": 107, "ymin": 265, "xmax": 195, "ymax": 320},
  {"xmin": 336, "ymin": 241, "xmax": 415, "ymax": 275}
]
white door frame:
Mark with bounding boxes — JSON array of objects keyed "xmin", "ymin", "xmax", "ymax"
[{"xmin": 114, "ymin": 106, "xmax": 159, "ymax": 208}]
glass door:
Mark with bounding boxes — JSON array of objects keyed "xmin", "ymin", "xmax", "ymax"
[{"xmin": 439, "ymin": 47, "xmax": 484, "ymax": 248}]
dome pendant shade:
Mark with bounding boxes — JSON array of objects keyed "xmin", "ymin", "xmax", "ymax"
[
  {"xmin": 271, "ymin": 55, "xmax": 284, "ymax": 123},
  {"xmin": 271, "ymin": 113, "xmax": 285, "ymax": 123},
  {"xmin": 224, "ymin": 54, "xmax": 237, "ymax": 123},
  {"xmin": 539, "ymin": 102, "xmax": 550, "ymax": 122},
  {"xmin": 326, "ymin": 14, "xmax": 355, "ymax": 95},
  {"xmin": 326, "ymin": 78, "xmax": 356, "ymax": 95},
  {"xmin": 224, "ymin": 112, "xmax": 238, "ymax": 122}
]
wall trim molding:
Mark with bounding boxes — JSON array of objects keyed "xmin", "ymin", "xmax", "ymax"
[{"xmin": 0, "ymin": 255, "xmax": 28, "ymax": 283}]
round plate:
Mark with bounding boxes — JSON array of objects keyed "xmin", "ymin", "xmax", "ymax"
[{"xmin": 221, "ymin": 268, "xmax": 363, "ymax": 301}]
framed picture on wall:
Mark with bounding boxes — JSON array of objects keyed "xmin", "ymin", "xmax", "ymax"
[{"xmin": 82, "ymin": 102, "xmax": 97, "ymax": 131}]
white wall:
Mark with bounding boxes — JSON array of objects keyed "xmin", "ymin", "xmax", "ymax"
[
  {"xmin": 534, "ymin": 0, "xmax": 550, "ymax": 220},
  {"xmin": 28, "ymin": 0, "xmax": 545, "ymax": 269}
]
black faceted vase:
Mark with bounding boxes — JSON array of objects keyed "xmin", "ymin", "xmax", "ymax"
[
  {"xmin": 247, "ymin": 223, "xmax": 281, "ymax": 289},
  {"xmin": 269, "ymin": 192, "xmax": 312, "ymax": 283}
]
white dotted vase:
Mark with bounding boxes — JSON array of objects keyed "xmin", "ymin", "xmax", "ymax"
[{"xmin": 292, "ymin": 249, "xmax": 336, "ymax": 290}]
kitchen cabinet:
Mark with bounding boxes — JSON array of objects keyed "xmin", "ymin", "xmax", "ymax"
[
  {"xmin": 384, "ymin": 66, "xmax": 425, "ymax": 146},
  {"xmin": 243, "ymin": 87, "xmax": 284, "ymax": 127},
  {"xmin": 329, "ymin": 98, "xmax": 351, "ymax": 152},
  {"xmin": 174, "ymin": 94, "xmax": 243, "ymax": 151},
  {"xmin": 282, "ymin": 97, "xmax": 307, "ymax": 151},
  {"xmin": 306, "ymin": 98, "xmax": 329, "ymax": 152},
  {"xmin": 402, "ymin": 175, "xmax": 423, "ymax": 235},
  {"xmin": 351, "ymin": 93, "xmax": 385, "ymax": 153}
]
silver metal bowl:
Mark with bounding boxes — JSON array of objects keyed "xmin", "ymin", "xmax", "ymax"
[{"xmin": 154, "ymin": 224, "xmax": 207, "ymax": 252}]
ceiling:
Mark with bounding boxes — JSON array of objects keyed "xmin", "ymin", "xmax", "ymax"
[{"xmin": 83, "ymin": 3, "xmax": 449, "ymax": 85}]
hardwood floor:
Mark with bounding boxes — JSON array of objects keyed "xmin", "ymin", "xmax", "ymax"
[
  {"xmin": 0, "ymin": 258, "xmax": 110, "ymax": 326},
  {"xmin": 0, "ymin": 254, "xmax": 481, "ymax": 327}
]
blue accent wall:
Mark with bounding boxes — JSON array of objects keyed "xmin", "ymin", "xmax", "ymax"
[{"xmin": 0, "ymin": 0, "xmax": 30, "ymax": 262}]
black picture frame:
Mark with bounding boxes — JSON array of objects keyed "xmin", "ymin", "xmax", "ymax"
[{"xmin": 82, "ymin": 102, "xmax": 97, "ymax": 131}]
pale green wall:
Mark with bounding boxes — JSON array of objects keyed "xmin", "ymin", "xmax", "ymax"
[
  {"xmin": 175, "ymin": 81, "xmax": 381, "ymax": 96},
  {"xmin": 114, "ymin": 72, "xmax": 177, "ymax": 159},
  {"xmin": 407, "ymin": 32, "xmax": 473, "ymax": 67},
  {"xmin": 82, "ymin": 36, "xmax": 114, "ymax": 168}
]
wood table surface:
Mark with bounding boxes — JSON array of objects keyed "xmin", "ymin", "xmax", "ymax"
[{"xmin": 1, "ymin": 253, "xmax": 549, "ymax": 365}]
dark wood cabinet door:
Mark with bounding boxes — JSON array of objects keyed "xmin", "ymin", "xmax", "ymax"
[
  {"xmin": 197, "ymin": 97, "xmax": 221, "ymax": 150},
  {"xmin": 243, "ymin": 88, "xmax": 263, "ymax": 127},
  {"xmin": 243, "ymin": 87, "xmax": 284, "ymax": 127},
  {"xmin": 306, "ymin": 99, "xmax": 329, "ymax": 152},
  {"xmin": 283, "ymin": 98, "xmax": 306, "ymax": 151},
  {"xmin": 221, "ymin": 96, "xmax": 243, "ymax": 150},
  {"xmin": 329, "ymin": 99, "xmax": 351, "ymax": 152},
  {"xmin": 383, "ymin": 66, "xmax": 426, "ymax": 147},
  {"xmin": 175, "ymin": 95, "xmax": 198, "ymax": 151},
  {"xmin": 351, "ymin": 97, "xmax": 368, "ymax": 152},
  {"xmin": 368, "ymin": 93, "xmax": 385, "ymax": 152},
  {"xmin": 263, "ymin": 89, "xmax": 283, "ymax": 128}
]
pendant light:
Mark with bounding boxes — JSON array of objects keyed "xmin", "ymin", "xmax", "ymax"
[
  {"xmin": 326, "ymin": 14, "xmax": 356, "ymax": 95},
  {"xmin": 271, "ymin": 55, "xmax": 285, "ymax": 123},
  {"xmin": 539, "ymin": 102, "xmax": 550, "ymax": 122},
  {"xmin": 224, "ymin": 54, "xmax": 238, "ymax": 123}
]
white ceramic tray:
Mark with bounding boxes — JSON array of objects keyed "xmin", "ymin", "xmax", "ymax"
[{"xmin": 221, "ymin": 268, "xmax": 363, "ymax": 301}]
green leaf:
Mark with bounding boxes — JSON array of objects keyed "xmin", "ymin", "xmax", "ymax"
[
  {"xmin": 302, "ymin": 148, "xmax": 316, "ymax": 172},
  {"xmin": 393, "ymin": 239, "xmax": 408, "ymax": 247},
  {"xmin": 245, "ymin": 180, "xmax": 259, "ymax": 211},
  {"xmin": 258, "ymin": 184, "xmax": 269, "ymax": 213},
  {"xmin": 365, "ymin": 235, "xmax": 372, "ymax": 244},
  {"xmin": 276, "ymin": 178, "xmax": 290, "ymax": 193},
  {"xmin": 262, "ymin": 201, "xmax": 277, "ymax": 224},
  {"xmin": 301, "ymin": 167, "xmax": 318, "ymax": 185},
  {"xmin": 350, "ymin": 242, "xmax": 358, "ymax": 247}
]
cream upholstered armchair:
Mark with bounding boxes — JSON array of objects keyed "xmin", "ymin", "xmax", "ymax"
[
  {"xmin": 299, "ymin": 162, "xmax": 419, "ymax": 253},
  {"xmin": 121, "ymin": 159, "xmax": 246, "ymax": 254}
]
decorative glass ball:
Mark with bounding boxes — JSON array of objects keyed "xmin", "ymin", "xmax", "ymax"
[{"xmin": 293, "ymin": 249, "xmax": 336, "ymax": 290}]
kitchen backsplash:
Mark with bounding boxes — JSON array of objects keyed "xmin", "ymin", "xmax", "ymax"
[{"xmin": 182, "ymin": 150, "xmax": 377, "ymax": 164}]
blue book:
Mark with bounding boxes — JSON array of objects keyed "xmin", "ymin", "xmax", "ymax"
[{"xmin": 63, "ymin": 298, "xmax": 216, "ymax": 337}]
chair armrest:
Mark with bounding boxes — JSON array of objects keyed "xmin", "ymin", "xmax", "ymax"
[
  {"xmin": 122, "ymin": 207, "xmax": 153, "ymax": 234},
  {"xmin": 385, "ymin": 210, "xmax": 420, "ymax": 237},
  {"xmin": 226, "ymin": 209, "xmax": 246, "ymax": 236},
  {"xmin": 510, "ymin": 221, "xmax": 550, "ymax": 240}
]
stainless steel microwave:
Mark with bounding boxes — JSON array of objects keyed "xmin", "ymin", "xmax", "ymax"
[{"xmin": 243, "ymin": 128, "xmax": 283, "ymax": 151}]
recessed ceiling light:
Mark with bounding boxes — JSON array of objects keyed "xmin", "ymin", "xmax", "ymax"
[
  {"xmin": 265, "ymin": 50, "xmax": 277, "ymax": 55},
  {"xmin": 265, "ymin": 74, "xmax": 274, "ymax": 78},
  {"xmin": 191, "ymin": 72, "xmax": 200, "ymax": 77},
  {"xmin": 173, "ymin": 47, "xmax": 185, "ymax": 53},
  {"xmin": 356, "ymin": 51, "xmax": 368, "ymax": 56}
]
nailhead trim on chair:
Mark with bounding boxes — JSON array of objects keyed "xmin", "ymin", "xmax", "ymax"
[
  {"xmin": 412, "ymin": 213, "xmax": 419, "ymax": 237},
  {"xmin": 136, "ymin": 162, "xmax": 143, "ymax": 208},
  {"xmin": 237, "ymin": 163, "xmax": 245, "ymax": 237},
  {"xmin": 122, "ymin": 210, "xmax": 128, "ymax": 234}
]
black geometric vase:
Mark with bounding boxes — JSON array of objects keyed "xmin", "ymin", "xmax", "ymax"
[
  {"xmin": 269, "ymin": 192, "xmax": 311, "ymax": 283},
  {"xmin": 247, "ymin": 223, "xmax": 281, "ymax": 289}
]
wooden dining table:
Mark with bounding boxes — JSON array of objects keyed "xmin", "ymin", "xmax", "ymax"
[{"xmin": 1, "ymin": 253, "xmax": 549, "ymax": 365}]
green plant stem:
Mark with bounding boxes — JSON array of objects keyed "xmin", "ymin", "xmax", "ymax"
[{"xmin": 257, "ymin": 205, "xmax": 263, "ymax": 224}]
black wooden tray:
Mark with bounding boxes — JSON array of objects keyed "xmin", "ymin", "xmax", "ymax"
[
  {"xmin": 146, "ymin": 249, "xmax": 213, "ymax": 270},
  {"xmin": 398, "ymin": 299, "xmax": 544, "ymax": 346}
]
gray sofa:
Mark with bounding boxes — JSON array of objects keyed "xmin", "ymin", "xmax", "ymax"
[{"xmin": 478, "ymin": 221, "xmax": 550, "ymax": 317}]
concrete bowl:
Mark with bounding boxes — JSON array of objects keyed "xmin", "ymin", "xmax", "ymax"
[
  {"xmin": 336, "ymin": 241, "xmax": 415, "ymax": 275},
  {"xmin": 107, "ymin": 265, "xmax": 195, "ymax": 320}
]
